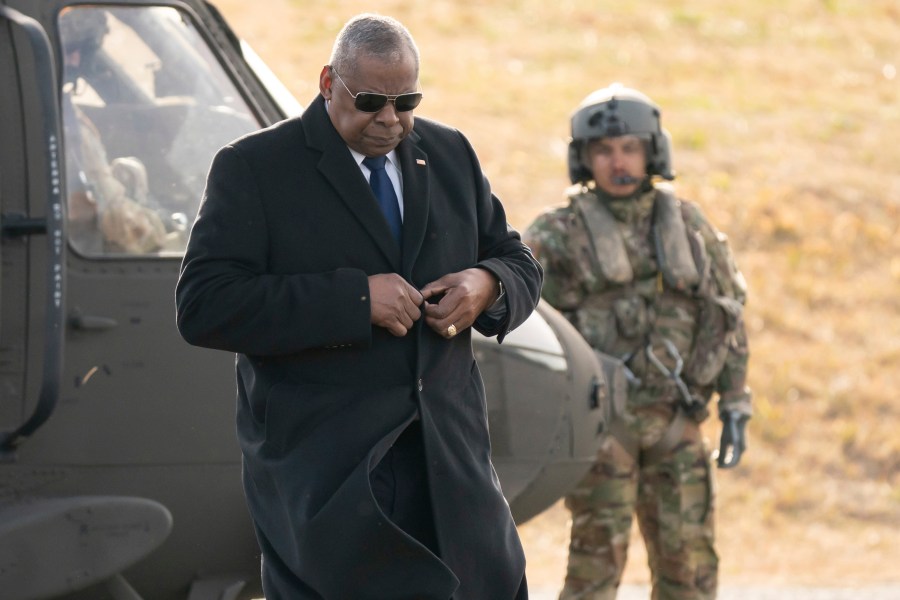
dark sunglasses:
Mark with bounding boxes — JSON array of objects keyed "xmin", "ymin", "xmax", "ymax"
[{"xmin": 331, "ymin": 67, "xmax": 423, "ymax": 113}]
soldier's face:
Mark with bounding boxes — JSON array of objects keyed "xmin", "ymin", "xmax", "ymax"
[
  {"xmin": 585, "ymin": 135, "xmax": 646, "ymax": 197},
  {"xmin": 320, "ymin": 53, "xmax": 418, "ymax": 158}
]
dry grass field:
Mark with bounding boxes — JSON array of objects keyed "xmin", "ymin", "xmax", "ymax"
[{"xmin": 214, "ymin": 0, "xmax": 900, "ymax": 590}]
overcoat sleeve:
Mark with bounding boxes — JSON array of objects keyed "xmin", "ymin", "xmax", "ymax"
[
  {"xmin": 175, "ymin": 141, "xmax": 373, "ymax": 356},
  {"xmin": 445, "ymin": 129, "xmax": 543, "ymax": 341}
]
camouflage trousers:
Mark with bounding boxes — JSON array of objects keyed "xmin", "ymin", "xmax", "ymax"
[{"xmin": 559, "ymin": 402, "xmax": 717, "ymax": 600}]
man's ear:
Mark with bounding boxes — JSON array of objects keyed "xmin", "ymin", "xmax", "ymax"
[{"xmin": 319, "ymin": 65, "xmax": 332, "ymax": 99}]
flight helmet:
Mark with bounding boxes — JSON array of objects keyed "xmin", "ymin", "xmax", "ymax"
[
  {"xmin": 568, "ymin": 83, "xmax": 675, "ymax": 184},
  {"xmin": 58, "ymin": 8, "xmax": 109, "ymax": 58}
]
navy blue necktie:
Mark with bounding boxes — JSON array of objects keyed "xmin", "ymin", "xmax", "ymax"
[{"xmin": 362, "ymin": 156, "xmax": 402, "ymax": 244}]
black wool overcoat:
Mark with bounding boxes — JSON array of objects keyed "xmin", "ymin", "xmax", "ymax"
[{"xmin": 175, "ymin": 95, "xmax": 542, "ymax": 599}]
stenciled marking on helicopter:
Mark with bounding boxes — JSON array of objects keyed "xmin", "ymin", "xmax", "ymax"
[
  {"xmin": 64, "ymin": 509, "xmax": 157, "ymax": 538},
  {"xmin": 0, "ymin": 467, "xmax": 71, "ymax": 500},
  {"xmin": 48, "ymin": 133, "xmax": 64, "ymax": 309}
]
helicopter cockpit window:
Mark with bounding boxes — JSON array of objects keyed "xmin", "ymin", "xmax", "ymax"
[{"xmin": 58, "ymin": 6, "xmax": 261, "ymax": 257}]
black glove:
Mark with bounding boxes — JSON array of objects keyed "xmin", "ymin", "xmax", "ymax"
[{"xmin": 717, "ymin": 409, "xmax": 748, "ymax": 468}]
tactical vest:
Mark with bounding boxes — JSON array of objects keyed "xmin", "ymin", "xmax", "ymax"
[{"xmin": 567, "ymin": 186, "xmax": 743, "ymax": 413}]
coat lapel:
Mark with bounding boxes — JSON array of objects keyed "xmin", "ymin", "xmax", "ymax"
[
  {"xmin": 396, "ymin": 132, "xmax": 430, "ymax": 278},
  {"xmin": 303, "ymin": 97, "xmax": 401, "ymax": 270}
]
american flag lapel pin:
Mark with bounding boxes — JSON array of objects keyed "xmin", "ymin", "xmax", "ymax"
[{"xmin": 416, "ymin": 159, "xmax": 426, "ymax": 166}]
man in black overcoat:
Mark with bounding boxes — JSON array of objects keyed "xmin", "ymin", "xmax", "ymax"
[{"xmin": 175, "ymin": 13, "xmax": 542, "ymax": 600}]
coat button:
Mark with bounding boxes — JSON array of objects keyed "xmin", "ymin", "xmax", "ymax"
[{"xmin": 417, "ymin": 378, "xmax": 423, "ymax": 392}]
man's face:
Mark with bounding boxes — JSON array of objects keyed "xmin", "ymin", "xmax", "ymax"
[
  {"xmin": 585, "ymin": 134, "xmax": 647, "ymax": 197},
  {"xmin": 320, "ymin": 53, "xmax": 418, "ymax": 157}
]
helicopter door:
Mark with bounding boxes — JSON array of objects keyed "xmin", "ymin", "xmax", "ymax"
[{"xmin": 30, "ymin": 3, "xmax": 264, "ymax": 464}]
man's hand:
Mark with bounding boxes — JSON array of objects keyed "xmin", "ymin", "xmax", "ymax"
[
  {"xmin": 368, "ymin": 273, "xmax": 424, "ymax": 337},
  {"xmin": 421, "ymin": 268, "xmax": 500, "ymax": 339},
  {"xmin": 717, "ymin": 410, "xmax": 749, "ymax": 468}
]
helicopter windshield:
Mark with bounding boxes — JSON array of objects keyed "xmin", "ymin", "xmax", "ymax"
[{"xmin": 58, "ymin": 5, "xmax": 262, "ymax": 257}]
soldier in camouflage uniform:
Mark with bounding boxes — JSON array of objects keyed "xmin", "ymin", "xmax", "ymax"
[{"xmin": 524, "ymin": 84, "xmax": 752, "ymax": 600}]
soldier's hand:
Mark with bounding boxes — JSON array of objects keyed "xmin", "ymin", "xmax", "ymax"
[
  {"xmin": 368, "ymin": 273, "xmax": 424, "ymax": 337},
  {"xmin": 717, "ymin": 410, "xmax": 748, "ymax": 469}
]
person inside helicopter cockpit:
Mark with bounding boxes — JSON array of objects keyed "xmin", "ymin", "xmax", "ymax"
[{"xmin": 59, "ymin": 8, "xmax": 167, "ymax": 256}]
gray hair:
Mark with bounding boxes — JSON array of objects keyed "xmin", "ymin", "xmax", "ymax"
[{"xmin": 329, "ymin": 14, "xmax": 420, "ymax": 78}]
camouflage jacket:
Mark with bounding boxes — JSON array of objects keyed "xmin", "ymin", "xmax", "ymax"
[
  {"xmin": 524, "ymin": 185, "xmax": 751, "ymax": 418},
  {"xmin": 64, "ymin": 94, "xmax": 167, "ymax": 255}
]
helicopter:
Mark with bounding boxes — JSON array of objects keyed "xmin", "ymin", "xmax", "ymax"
[{"xmin": 0, "ymin": 1, "xmax": 608, "ymax": 598}]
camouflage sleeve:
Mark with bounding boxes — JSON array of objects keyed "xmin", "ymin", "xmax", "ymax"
[
  {"xmin": 523, "ymin": 205, "xmax": 585, "ymax": 312},
  {"xmin": 74, "ymin": 107, "xmax": 167, "ymax": 254},
  {"xmin": 683, "ymin": 201, "xmax": 752, "ymax": 417},
  {"xmin": 716, "ymin": 325, "xmax": 752, "ymax": 417}
]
